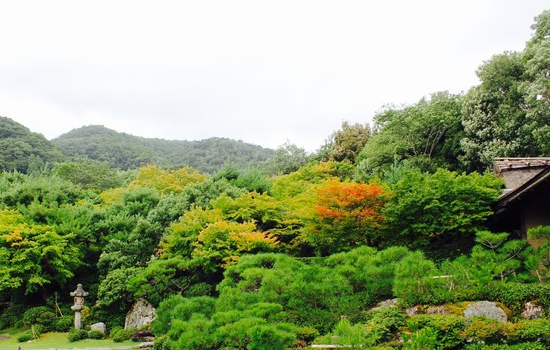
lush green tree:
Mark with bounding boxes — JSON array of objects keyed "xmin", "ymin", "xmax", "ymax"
[
  {"xmin": 128, "ymin": 165, "xmax": 206, "ymax": 194},
  {"xmin": 192, "ymin": 220, "xmax": 279, "ymax": 270},
  {"xmin": 262, "ymin": 142, "xmax": 308, "ymax": 175},
  {"xmin": 129, "ymin": 257, "xmax": 212, "ymax": 306},
  {"xmin": 0, "ymin": 173, "xmax": 83, "ymax": 208},
  {"xmin": 382, "ymin": 169, "xmax": 503, "ymax": 257},
  {"xmin": 0, "ymin": 209, "xmax": 81, "ymax": 295},
  {"xmin": 96, "ymin": 266, "xmax": 141, "ymax": 312},
  {"xmin": 53, "ymin": 158, "xmax": 124, "ymax": 190},
  {"xmin": 326, "ymin": 121, "xmax": 371, "ymax": 164},
  {"xmin": 460, "ymin": 52, "xmax": 532, "ymax": 170},
  {"xmin": 358, "ymin": 92, "xmax": 463, "ymax": 174},
  {"xmin": 521, "ymin": 10, "xmax": 550, "ymax": 154},
  {"xmin": 469, "ymin": 230, "xmax": 526, "ymax": 284},
  {"xmin": 211, "ymin": 164, "xmax": 272, "ymax": 194}
]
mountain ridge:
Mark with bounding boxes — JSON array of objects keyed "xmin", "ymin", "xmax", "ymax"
[
  {"xmin": 52, "ymin": 124, "xmax": 275, "ymax": 173},
  {"xmin": 0, "ymin": 118, "xmax": 275, "ymax": 174}
]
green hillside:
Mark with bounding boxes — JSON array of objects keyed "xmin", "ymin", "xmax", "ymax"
[
  {"xmin": 52, "ymin": 125, "xmax": 274, "ymax": 173},
  {"xmin": 0, "ymin": 116, "xmax": 65, "ymax": 173}
]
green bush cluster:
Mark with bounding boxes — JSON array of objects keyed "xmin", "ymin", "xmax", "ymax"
[
  {"xmin": 16, "ymin": 323, "xmax": 44, "ymax": 342},
  {"xmin": 296, "ymin": 327, "xmax": 319, "ymax": 344},
  {"xmin": 88, "ymin": 329, "xmax": 105, "ymax": 339},
  {"xmin": 408, "ymin": 314, "xmax": 465, "ymax": 349},
  {"xmin": 51, "ymin": 316, "xmax": 74, "ymax": 332},
  {"xmin": 364, "ymin": 307, "xmax": 407, "ymax": 343},
  {"xmin": 491, "ymin": 283, "xmax": 550, "ymax": 314},
  {"xmin": 153, "ymin": 334, "xmax": 173, "ymax": 350},
  {"xmin": 401, "ymin": 315, "xmax": 550, "ymax": 349},
  {"xmin": 16, "ymin": 332, "xmax": 34, "ymax": 343},
  {"xmin": 0, "ymin": 304, "xmax": 26, "ymax": 329},
  {"xmin": 66, "ymin": 328, "xmax": 106, "ymax": 342},
  {"xmin": 68, "ymin": 328, "xmax": 89, "ymax": 342},
  {"xmin": 464, "ymin": 342, "xmax": 547, "ymax": 350},
  {"xmin": 112, "ymin": 328, "xmax": 136, "ymax": 342},
  {"xmin": 312, "ymin": 311, "xmax": 550, "ymax": 350},
  {"xmin": 22, "ymin": 306, "xmax": 55, "ymax": 331}
]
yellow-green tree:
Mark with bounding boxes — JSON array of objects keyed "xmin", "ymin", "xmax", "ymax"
[{"xmin": 0, "ymin": 209, "xmax": 81, "ymax": 294}]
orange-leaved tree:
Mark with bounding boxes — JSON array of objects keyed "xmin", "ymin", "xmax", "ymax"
[{"xmin": 308, "ymin": 179, "xmax": 387, "ymax": 255}]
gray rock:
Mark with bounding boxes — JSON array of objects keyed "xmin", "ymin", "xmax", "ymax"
[
  {"xmin": 371, "ymin": 298, "xmax": 399, "ymax": 311},
  {"xmin": 464, "ymin": 301, "xmax": 507, "ymax": 323},
  {"xmin": 522, "ymin": 301, "xmax": 544, "ymax": 319},
  {"xmin": 125, "ymin": 298, "xmax": 156, "ymax": 329},
  {"xmin": 132, "ymin": 329, "xmax": 155, "ymax": 342},
  {"xmin": 426, "ymin": 305, "xmax": 452, "ymax": 315},
  {"xmin": 91, "ymin": 322, "xmax": 107, "ymax": 334},
  {"xmin": 405, "ymin": 306, "xmax": 420, "ymax": 316}
]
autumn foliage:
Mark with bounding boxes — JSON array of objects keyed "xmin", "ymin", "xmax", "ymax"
[
  {"xmin": 310, "ymin": 179, "xmax": 387, "ymax": 253},
  {"xmin": 316, "ymin": 179, "xmax": 386, "ymax": 221}
]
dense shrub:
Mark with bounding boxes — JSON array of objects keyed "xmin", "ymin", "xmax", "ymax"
[
  {"xmin": 153, "ymin": 335, "xmax": 173, "ymax": 350},
  {"xmin": 248, "ymin": 323, "xmax": 297, "ymax": 350},
  {"xmin": 112, "ymin": 328, "xmax": 136, "ymax": 342},
  {"xmin": 393, "ymin": 251, "xmax": 445, "ymax": 306},
  {"xmin": 461, "ymin": 317, "xmax": 511, "ymax": 344},
  {"xmin": 17, "ymin": 332, "xmax": 34, "ymax": 342},
  {"xmin": 296, "ymin": 327, "xmax": 319, "ymax": 344},
  {"xmin": 464, "ymin": 343, "xmax": 547, "ymax": 350},
  {"xmin": 492, "ymin": 283, "xmax": 550, "ymax": 314},
  {"xmin": 364, "ymin": 307, "xmax": 407, "ymax": 343},
  {"xmin": 0, "ymin": 304, "xmax": 26, "ymax": 328},
  {"xmin": 68, "ymin": 328, "xmax": 89, "ymax": 342},
  {"xmin": 508, "ymin": 318, "xmax": 550, "ymax": 344},
  {"xmin": 22, "ymin": 306, "xmax": 55, "ymax": 330},
  {"xmin": 314, "ymin": 318, "xmax": 371, "ymax": 349},
  {"xmin": 403, "ymin": 326, "xmax": 440, "ymax": 350},
  {"xmin": 408, "ymin": 314, "xmax": 466, "ymax": 349},
  {"xmin": 89, "ymin": 306, "xmax": 126, "ymax": 329},
  {"xmin": 88, "ymin": 329, "xmax": 105, "ymax": 339},
  {"xmin": 32, "ymin": 324, "xmax": 44, "ymax": 337},
  {"xmin": 445, "ymin": 286, "xmax": 492, "ymax": 304},
  {"xmin": 51, "ymin": 316, "xmax": 74, "ymax": 332}
]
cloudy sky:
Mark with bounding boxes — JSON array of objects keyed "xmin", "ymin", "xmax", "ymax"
[{"xmin": 0, "ymin": 1, "xmax": 548, "ymax": 152}]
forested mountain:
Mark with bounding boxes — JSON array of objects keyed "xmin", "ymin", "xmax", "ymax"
[
  {"xmin": 0, "ymin": 117, "xmax": 65, "ymax": 173},
  {"xmin": 52, "ymin": 125, "xmax": 274, "ymax": 173}
]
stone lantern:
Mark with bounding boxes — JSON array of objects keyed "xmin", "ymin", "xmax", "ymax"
[{"xmin": 70, "ymin": 284, "xmax": 89, "ymax": 329}]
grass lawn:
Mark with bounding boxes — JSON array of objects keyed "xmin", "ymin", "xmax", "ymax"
[{"xmin": 0, "ymin": 329, "xmax": 138, "ymax": 350}]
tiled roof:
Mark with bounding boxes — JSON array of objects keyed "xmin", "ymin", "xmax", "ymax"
[{"xmin": 494, "ymin": 157, "xmax": 550, "ymax": 173}]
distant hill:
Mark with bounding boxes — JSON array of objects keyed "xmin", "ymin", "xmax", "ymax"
[
  {"xmin": 0, "ymin": 116, "xmax": 65, "ymax": 173},
  {"xmin": 52, "ymin": 125, "xmax": 275, "ymax": 173}
]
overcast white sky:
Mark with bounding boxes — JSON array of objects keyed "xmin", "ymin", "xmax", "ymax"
[{"xmin": 0, "ymin": 1, "xmax": 548, "ymax": 152}]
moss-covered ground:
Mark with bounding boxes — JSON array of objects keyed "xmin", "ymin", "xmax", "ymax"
[{"xmin": 0, "ymin": 328, "xmax": 137, "ymax": 350}]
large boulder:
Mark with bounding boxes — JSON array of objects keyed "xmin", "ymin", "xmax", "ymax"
[
  {"xmin": 132, "ymin": 329, "xmax": 155, "ymax": 342},
  {"xmin": 91, "ymin": 322, "xmax": 107, "ymax": 335},
  {"xmin": 125, "ymin": 299, "xmax": 156, "ymax": 329},
  {"xmin": 463, "ymin": 301, "xmax": 508, "ymax": 323}
]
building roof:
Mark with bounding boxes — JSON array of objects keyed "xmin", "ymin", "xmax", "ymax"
[
  {"xmin": 493, "ymin": 165, "xmax": 550, "ymax": 215},
  {"xmin": 494, "ymin": 157, "xmax": 550, "ymax": 173}
]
